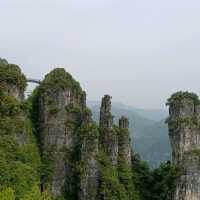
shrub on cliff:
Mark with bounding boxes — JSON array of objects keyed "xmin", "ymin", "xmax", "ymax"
[
  {"xmin": 98, "ymin": 151, "xmax": 129, "ymax": 200},
  {"xmin": 0, "ymin": 66, "xmax": 40, "ymax": 199},
  {"xmin": 40, "ymin": 68, "xmax": 82, "ymax": 93},
  {"xmin": 0, "ymin": 58, "xmax": 8, "ymax": 66},
  {"xmin": 0, "ymin": 64, "xmax": 27, "ymax": 90},
  {"xmin": 167, "ymin": 91, "xmax": 200, "ymax": 106},
  {"xmin": 132, "ymin": 154, "xmax": 179, "ymax": 200},
  {"xmin": 0, "ymin": 188, "xmax": 15, "ymax": 200}
]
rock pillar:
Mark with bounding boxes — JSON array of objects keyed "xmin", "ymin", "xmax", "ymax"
[
  {"xmin": 167, "ymin": 92, "xmax": 200, "ymax": 200},
  {"xmin": 99, "ymin": 95, "xmax": 118, "ymax": 166}
]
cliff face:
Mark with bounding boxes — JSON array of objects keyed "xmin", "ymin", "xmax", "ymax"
[
  {"xmin": 34, "ymin": 70, "xmax": 137, "ymax": 199},
  {"xmin": 78, "ymin": 109, "xmax": 99, "ymax": 200},
  {"xmin": 98, "ymin": 95, "xmax": 137, "ymax": 200},
  {"xmin": 100, "ymin": 95, "xmax": 118, "ymax": 166},
  {"xmin": 99, "ymin": 95, "xmax": 132, "ymax": 165},
  {"xmin": 167, "ymin": 92, "xmax": 200, "ymax": 200},
  {"xmin": 2, "ymin": 62, "xmax": 198, "ymax": 200},
  {"xmin": 118, "ymin": 116, "xmax": 132, "ymax": 164},
  {"xmin": 0, "ymin": 64, "xmax": 26, "ymax": 101},
  {"xmin": 36, "ymin": 68, "xmax": 87, "ymax": 198},
  {"xmin": 0, "ymin": 64, "xmax": 40, "ymax": 199},
  {"xmin": 0, "ymin": 64, "xmax": 137, "ymax": 200}
]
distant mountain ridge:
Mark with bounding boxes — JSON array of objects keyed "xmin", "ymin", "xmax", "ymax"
[{"xmin": 88, "ymin": 100, "xmax": 171, "ymax": 168}]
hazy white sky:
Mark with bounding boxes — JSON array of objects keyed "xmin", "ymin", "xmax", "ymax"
[{"xmin": 1, "ymin": 0, "xmax": 200, "ymax": 109}]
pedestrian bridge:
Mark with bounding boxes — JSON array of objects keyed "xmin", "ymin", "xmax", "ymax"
[{"xmin": 27, "ymin": 78, "xmax": 41, "ymax": 84}]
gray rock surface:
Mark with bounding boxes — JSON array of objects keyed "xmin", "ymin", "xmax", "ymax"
[
  {"xmin": 3, "ymin": 81, "xmax": 24, "ymax": 101},
  {"xmin": 100, "ymin": 95, "xmax": 118, "ymax": 166},
  {"xmin": 118, "ymin": 116, "xmax": 132, "ymax": 164},
  {"xmin": 38, "ymin": 85, "xmax": 84, "ymax": 197},
  {"xmin": 167, "ymin": 93, "xmax": 200, "ymax": 200},
  {"xmin": 78, "ymin": 111, "xmax": 99, "ymax": 200}
]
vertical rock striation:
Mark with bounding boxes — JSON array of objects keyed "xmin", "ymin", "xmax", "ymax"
[
  {"xmin": 78, "ymin": 109, "xmax": 99, "ymax": 200},
  {"xmin": 118, "ymin": 116, "xmax": 137, "ymax": 200},
  {"xmin": 37, "ymin": 68, "xmax": 86, "ymax": 198},
  {"xmin": 99, "ymin": 95, "xmax": 118, "ymax": 166},
  {"xmin": 30, "ymin": 69, "xmax": 137, "ymax": 200},
  {"xmin": 167, "ymin": 92, "xmax": 200, "ymax": 200},
  {"xmin": 98, "ymin": 95, "xmax": 138, "ymax": 200},
  {"xmin": 118, "ymin": 116, "xmax": 132, "ymax": 164},
  {"xmin": 35, "ymin": 68, "xmax": 100, "ymax": 199}
]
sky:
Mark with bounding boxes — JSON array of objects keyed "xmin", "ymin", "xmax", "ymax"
[{"xmin": 0, "ymin": 0, "xmax": 200, "ymax": 109}]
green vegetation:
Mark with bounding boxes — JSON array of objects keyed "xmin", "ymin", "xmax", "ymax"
[
  {"xmin": 0, "ymin": 185, "xmax": 54, "ymax": 200},
  {"xmin": 0, "ymin": 64, "xmax": 27, "ymax": 90},
  {"xmin": 27, "ymin": 87, "xmax": 40, "ymax": 141},
  {"xmin": 27, "ymin": 68, "xmax": 86, "ymax": 200},
  {"xmin": 185, "ymin": 149, "xmax": 200, "ymax": 156},
  {"xmin": 78, "ymin": 122, "xmax": 99, "ymax": 141},
  {"xmin": 48, "ymin": 105, "xmax": 59, "ymax": 115},
  {"xmin": 167, "ymin": 91, "xmax": 200, "ymax": 106},
  {"xmin": 90, "ymin": 103, "xmax": 171, "ymax": 168},
  {"xmin": 168, "ymin": 116, "xmax": 200, "ymax": 129},
  {"xmin": 0, "ymin": 64, "xmax": 180, "ymax": 200},
  {"xmin": 0, "ymin": 58, "xmax": 8, "ymax": 66},
  {"xmin": 117, "ymin": 127, "xmax": 129, "ymax": 142},
  {"xmin": 20, "ymin": 185, "xmax": 53, "ymax": 200},
  {"xmin": 0, "ymin": 187, "xmax": 15, "ymax": 200},
  {"xmin": 40, "ymin": 153, "xmax": 55, "ymax": 186},
  {"xmin": 98, "ymin": 151, "xmax": 130, "ymax": 200},
  {"xmin": 40, "ymin": 68, "xmax": 82, "ymax": 93},
  {"xmin": 98, "ymin": 125, "xmax": 138, "ymax": 200},
  {"xmin": 0, "ymin": 90, "xmax": 41, "ymax": 199},
  {"xmin": 65, "ymin": 104, "xmax": 82, "ymax": 114},
  {"xmin": 97, "ymin": 151, "xmax": 166, "ymax": 200},
  {"xmin": 118, "ymin": 158, "xmax": 139, "ymax": 200},
  {"xmin": 117, "ymin": 128, "xmax": 139, "ymax": 200},
  {"xmin": 132, "ymin": 154, "xmax": 179, "ymax": 200},
  {"xmin": 0, "ymin": 94, "xmax": 22, "ymax": 116}
]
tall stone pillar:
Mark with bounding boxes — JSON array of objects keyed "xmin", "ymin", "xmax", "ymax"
[
  {"xmin": 167, "ymin": 92, "xmax": 200, "ymax": 200},
  {"xmin": 118, "ymin": 116, "xmax": 132, "ymax": 164},
  {"xmin": 99, "ymin": 95, "xmax": 118, "ymax": 166},
  {"xmin": 38, "ymin": 68, "xmax": 84, "ymax": 198},
  {"xmin": 78, "ymin": 109, "xmax": 99, "ymax": 200}
]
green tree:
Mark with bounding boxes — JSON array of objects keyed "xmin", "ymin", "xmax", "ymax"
[
  {"xmin": 21, "ymin": 185, "xmax": 53, "ymax": 200},
  {"xmin": 0, "ymin": 187, "xmax": 15, "ymax": 200},
  {"xmin": 132, "ymin": 154, "xmax": 178, "ymax": 200},
  {"xmin": 151, "ymin": 161, "xmax": 178, "ymax": 200},
  {"xmin": 132, "ymin": 154, "xmax": 153, "ymax": 200},
  {"xmin": 0, "ymin": 67, "xmax": 40, "ymax": 199}
]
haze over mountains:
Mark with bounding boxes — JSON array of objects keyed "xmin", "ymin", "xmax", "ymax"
[{"xmin": 88, "ymin": 101, "xmax": 170, "ymax": 168}]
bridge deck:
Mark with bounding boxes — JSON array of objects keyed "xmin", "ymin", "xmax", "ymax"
[{"xmin": 27, "ymin": 78, "xmax": 41, "ymax": 84}]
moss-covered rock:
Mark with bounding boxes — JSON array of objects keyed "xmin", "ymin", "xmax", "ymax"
[
  {"xmin": 0, "ymin": 91, "xmax": 40, "ymax": 199},
  {"xmin": 29, "ymin": 68, "xmax": 87, "ymax": 199},
  {"xmin": 166, "ymin": 91, "xmax": 200, "ymax": 106},
  {"xmin": 77, "ymin": 120, "xmax": 99, "ymax": 200},
  {"xmin": 98, "ymin": 151, "xmax": 130, "ymax": 200},
  {"xmin": 40, "ymin": 68, "xmax": 82, "ymax": 94},
  {"xmin": 0, "ymin": 58, "xmax": 8, "ymax": 66},
  {"xmin": 0, "ymin": 64, "xmax": 27, "ymax": 90}
]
